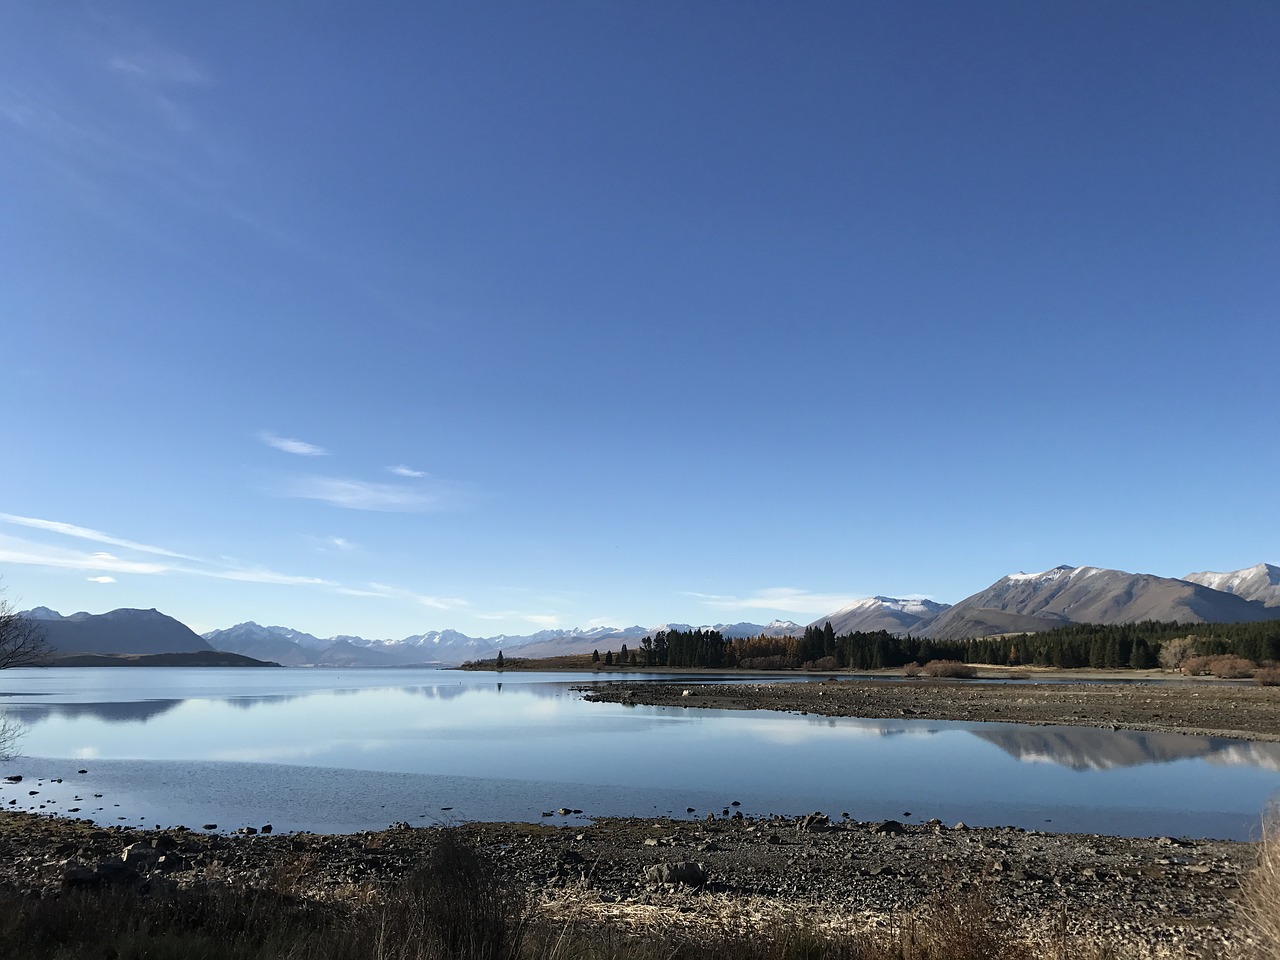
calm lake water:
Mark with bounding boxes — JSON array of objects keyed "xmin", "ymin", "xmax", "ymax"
[{"xmin": 1, "ymin": 667, "xmax": 1278, "ymax": 840}]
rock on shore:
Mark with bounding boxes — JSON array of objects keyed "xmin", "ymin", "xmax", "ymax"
[{"xmin": 0, "ymin": 810, "xmax": 1255, "ymax": 956}]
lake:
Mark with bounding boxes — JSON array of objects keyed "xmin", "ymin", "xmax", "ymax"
[{"xmin": 1, "ymin": 667, "xmax": 1277, "ymax": 840}]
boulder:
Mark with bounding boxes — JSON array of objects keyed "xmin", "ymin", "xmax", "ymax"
[
  {"xmin": 644, "ymin": 861, "xmax": 707, "ymax": 887},
  {"xmin": 797, "ymin": 812, "xmax": 831, "ymax": 832}
]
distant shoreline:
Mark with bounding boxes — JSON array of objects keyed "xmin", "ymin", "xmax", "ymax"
[
  {"xmin": 574, "ymin": 674, "xmax": 1280, "ymax": 741},
  {"xmin": 42, "ymin": 651, "xmax": 281, "ymax": 668}
]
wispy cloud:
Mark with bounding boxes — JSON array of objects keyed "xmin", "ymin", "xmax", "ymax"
[
  {"xmin": 0, "ymin": 513, "xmax": 197, "ymax": 560},
  {"xmin": 282, "ymin": 476, "xmax": 452, "ymax": 512},
  {"xmin": 686, "ymin": 587, "xmax": 860, "ymax": 616},
  {"xmin": 1, "ymin": 512, "xmax": 469, "ymax": 621},
  {"xmin": 107, "ymin": 50, "xmax": 210, "ymax": 86},
  {"xmin": 524, "ymin": 614, "xmax": 562, "ymax": 628},
  {"xmin": 388, "ymin": 465, "xmax": 427, "ymax": 478},
  {"xmin": 335, "ymin": 582, "xmax": 468, "ymax": 610},
  {"xmin": 200, "ymin": 568, "xmax": 335, "ymax": 587},
  {"xmin": 0, "ymin": 537, "xmax": 171, "ymax": 575},
  {"xmin": 259, "ymin": 431, "xmax": 329, "ymax": 457}
]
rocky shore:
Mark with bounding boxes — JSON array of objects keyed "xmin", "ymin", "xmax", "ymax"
[
  {"xmin": 577, "ymin": 675, "xmax": 1280, "ymax": 741},
  {"xmin": 0, "ymin": 807, "xmax": 1258, "ymax": 957}
]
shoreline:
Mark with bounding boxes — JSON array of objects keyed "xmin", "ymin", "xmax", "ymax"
[
  {"xmin": 0, "ymin": 809, "xmax": 1257, "ymax": 955},
  {"xmin": 574, "ymin": 674, "xmax": 1280, "ymax": 742}
]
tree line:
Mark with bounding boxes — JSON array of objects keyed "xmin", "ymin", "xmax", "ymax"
[{"xmin": 589, "ymin": 619, "xmax": 1280, "ymax": 671}]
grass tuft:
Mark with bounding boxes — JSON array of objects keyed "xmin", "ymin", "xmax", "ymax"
[{"xmin": 1238, "ymin": 806, "xmax": 1280, "ymax": 959}]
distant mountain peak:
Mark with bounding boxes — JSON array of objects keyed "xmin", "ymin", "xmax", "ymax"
[
  {"xmin": 22, "ymin": 606, "xmax": 65, "ymax": 620},
  {"xmin": 1004, "ymin": 565, "xmax": 1077, "ymax": 582},
  {"xmin": 1184, "ymin": 563, "xmax": 1280, "ymax": 608}
]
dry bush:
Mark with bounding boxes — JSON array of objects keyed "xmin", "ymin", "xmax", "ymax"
[
  {"xmin": 1208, "ymin": 655, "xmax": 1257, "ymax": 679},
  {"xmin": 1254, "ymin": 667, "xmax": 1280, "ymax": 687},
  {"xmin": 1237, "ymin": 806, "xmax": 1280, "ymax": 959},
  {"xmin": 921, "ymin": 660, "xmax": 977, "ymax": 679},
  {"xmin": 1181, "ymin": 655, "xmax": 1214, "ymax": 676},
  {"xmin": 902, "ymin": 662, "xmax": 921, "ymax": 677},
  {"xmin": 807, "ymin": 656, "xmax": 839, "ymax": 671}
]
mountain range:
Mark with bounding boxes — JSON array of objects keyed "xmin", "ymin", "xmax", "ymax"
[
  {"xmin": 21, "ymin": 562, "xmax": 1279, "ymax": 665},
  {"xmin": 22, "ymin": 607, "xmax": 214, "ymax": 656}
]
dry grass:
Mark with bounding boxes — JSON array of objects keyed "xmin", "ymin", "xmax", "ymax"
[{"xmin": 1237, "ymin": 807, "xmax": 1280, "ymax": 959}]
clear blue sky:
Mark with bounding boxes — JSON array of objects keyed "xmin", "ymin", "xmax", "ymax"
[{"xmin": 3, "ymin": 2, "xmax": 1277, "ymax": 638}]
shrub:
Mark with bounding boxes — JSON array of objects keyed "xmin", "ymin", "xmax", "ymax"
[
  {"xmin": 921, "ymin": 660, "xmax": 977, "ymax": 679},
  {"xmin": 1208, "ymin": 655, "xmax": 1257, "ymax": 679},
  {"xmin": 808, "ymin": 656, "xmax": 839, "ymax": 671},
  {"xmin": 902, "ymin": 662, "xmax": 921, "ymax": 677},
  {"xmin": 1254, "ymin": 666, "xmax": 1280, "ymax": 687},
  {"xmin": 1181, "ymin": 655, "xmax": 1214, "ymax": 676}
]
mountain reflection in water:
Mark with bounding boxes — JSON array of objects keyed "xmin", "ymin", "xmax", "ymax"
[
  {"xmin": 2, "ymin": 668, "xmax": 1279, "ymax": 839},
  {"xmin": 974, "ymin": 726, "xmax": 1280, "ymax": 772}
]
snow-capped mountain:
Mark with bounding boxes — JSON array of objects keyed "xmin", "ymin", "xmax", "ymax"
[
  {"xmin": 200, "ymin": 620, "xmax": 803, "ymax": 665},
  {"xmin": 1184, "ymin": 563, "xmax": 1280, "ymax": 608},
  {"xmin": 810, "ymin": 597, "xmax": 951, "ymax": 635},
  {"xmin": 201, "ymin": 623, "xmax": 333, "ymax": 665},
  {"xmin": 909, "ymin": 564, "xmax": 1280, "ymax": 640}
]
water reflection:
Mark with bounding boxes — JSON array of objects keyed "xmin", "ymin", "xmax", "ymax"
[
  {"xmin": 4, "ymin": 678, "xmax": 1280, "ymax": 773},
  {"xmin": 0, "ymin": 668, "xmax": 1277, "ymax": 839},
  {"xmin": 975, "ymin": 727, "xmax": 1280, "ymax": 771}
]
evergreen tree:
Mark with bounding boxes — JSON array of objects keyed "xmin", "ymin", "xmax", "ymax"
[
  {"xmin": 495, "ymin": 649, "xmax": 504, "ymax": 668},
  {"xmin": 592, "ymin": 649, "xmax": 600, "ymax": 663},
  {"xmin": 605, "ymin": 650, "xmax": 613, "ymax": 666}
]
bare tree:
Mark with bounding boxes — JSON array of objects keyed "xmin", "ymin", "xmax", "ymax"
[
  {"xmin": 0, "ymin": 715, "xmax": 24, "ymax": 762},
  {"xmin": 0, "ymin": 591, "xmax": 44, "ymax": 759},
  {"xmin": 0, "ymin": 592, "xmax": 48, "ymax": 670}
]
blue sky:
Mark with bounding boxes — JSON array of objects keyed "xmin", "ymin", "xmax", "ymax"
[{"xmin": 3, "ymin": 2, "xmax": 1277, "ymax": 638}]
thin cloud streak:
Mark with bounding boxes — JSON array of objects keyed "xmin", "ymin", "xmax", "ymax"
[
  {"xmin": 686, "ymin": 587, "xmax": 860, "ymax": 616},
  {"xmin": 87, "ymin": 576, "xmax": 116, "ymax": 583},
  {"xmin": 388, "ymin": 465, "xmax": 427, "ymax": 478},
  {"xmin": 0, "ymin": 537, "xmax": 171, "ymax": 575},
  {"xmin": 335, "ymin": 582, "xmax": 467, "ymax": 611},
  {"xmin": 283, "ymin": 476, "xmax": 449, "ymax": 512},
  {"xmin": 0, "ymin": 531, "xmax": 333, "ymax": 590},
  {"xmin": 0, "ymin": 513, "xmax": 197, "ymax": 560},
  {"xmin": 259, "ymin": 431, "xmax": 329, "ymax": 457}
]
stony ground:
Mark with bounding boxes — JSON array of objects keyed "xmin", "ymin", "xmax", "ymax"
[
  {"xmin": 0, "ymin": 807, "xmax": 1258, "ymax": 958},
  {"xmin": 577, "ymin": 675, "xmax": 1280, "ymax": 741}
]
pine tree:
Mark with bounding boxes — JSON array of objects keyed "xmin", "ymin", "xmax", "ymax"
[{"xmin": 495, "ymin": 650, "xmax": 504, "ymax": 668}]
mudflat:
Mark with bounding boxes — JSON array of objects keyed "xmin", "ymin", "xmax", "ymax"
[{"xmin": 577, "ymin": 674, "xmax": 1280, "ymax": 741}]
